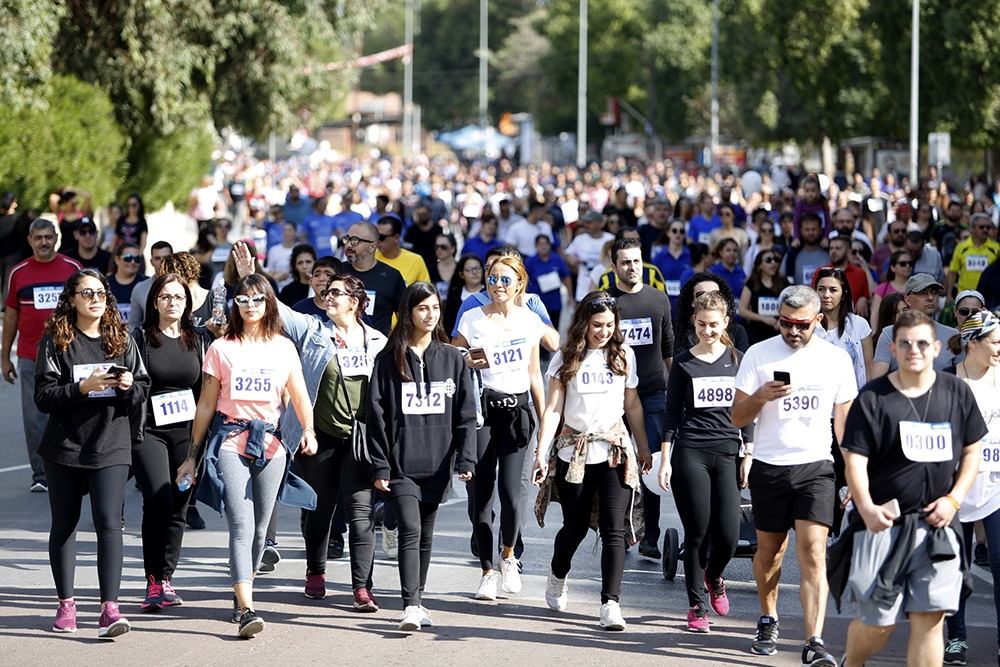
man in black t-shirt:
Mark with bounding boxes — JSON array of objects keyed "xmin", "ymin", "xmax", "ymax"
[
  {"xmin": 342, "ymin": 221, "xmax": 405, "ymax": 336},
  {"xmin": 840, "ymin": 310, "xmax": 985, "ymax": 667},
  {"xmin": 64, "ymin": 218, "xmax": 113, "ymax": 272},
  {"xmin": 607, "ymin": 237, "xmax": 673, "ymax": 559}
]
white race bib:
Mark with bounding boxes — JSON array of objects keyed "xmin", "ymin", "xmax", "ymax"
[
  {"xmin": 536, "ymin": 271, "xmax": 561, "ymax": 294},
  {"xmin": 487, "ymin": 337, "xmax": 530, "ymax": 372},
  {"xmin": 364, "ymin": 290, "xmax": 376, "ymax": 317},
  {"xmin": 981, "ymin": 435, "xmax": 1000, "ymax": 472},
  {"xmin": 778, "ymin": 388, "xmax": 823, "ymax": 419},
  {"xmin": 899, "ymin": 421, "xmax": 952, "ymax": 463},
  {"xmin": 759, "ymin": 296, "xmax": 779, "ymax": 317},
  {"xmin": 620, "ymin": 317, "xmax": 653, "ymax": 346},
  {"xmin": 401, "ymin": 381, "xmax": 446, "ymax": 414},
  {"xmin": 337, "ymin": 347, "xmax": 373, "ymax": 377},
  {"xmin": 151, "ymin": 389, "xmax": 196, "ymax": 426},
  {"xmin": 966, "ymin": 254, "xmax": 989, "ymax": 272},
  {"xmin": 117, "ymin": 303, "xmax": 131, "ymax": 320},
  {"xmin": 73, "ymin": 363, "xmax": 115, "ymax": 398},
  {"xmin": 231, "ymin": 368, "xmax": 275, "ymax": 401},
  {"xmin": 802, "ymin": 265, "xmax": 819, "ymax": 287},
  {"xmin": 33, "ymin": 286, "xmax": 61, "ymax": 310},
  {"xmin": 577, "ymin": 361, "xmax": 615, "ymax": 394},
  {"xmin": 698, "ymin": 232, "xmax": 712, "ymax": 246},
  {"xmin": 692, "ymin": 376, "xmax": 736, "ymax": 408},
  {"xmin": 665, "ymin": 280, "xmax": 681, "ymax": 297}
]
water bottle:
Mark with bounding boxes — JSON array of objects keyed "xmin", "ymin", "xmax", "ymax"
[
  {"xmin": 212, "ymin": 283, "xmax": 227, "ymax": 325},
  {"xmin": 839, "ymin": 486, "xmax": 854, "ymax": 513},
  {"xmin": 178, "ymin": 473, "xmax": 193, "ymax": 492}
]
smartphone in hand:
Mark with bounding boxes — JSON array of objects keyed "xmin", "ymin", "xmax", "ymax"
[
  {"xmin": 107, "ymin": 365, "xmax": 129, "ymax": 376},
  {"xmin": 469, "ymin": 347, "xmax": 489, "ymax": 366},
  {"xmin": 773, "ymin": 371, "xmax": 791, "ymax": 385}
]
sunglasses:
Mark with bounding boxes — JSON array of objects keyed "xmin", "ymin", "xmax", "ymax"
[
  {"xmin": 958, "ymin": 306, "xmax": 985, "ymax": 317},
  {"xmin": 589, "ymin": 297, "xmax": 618, "ymax": 311},
  {"xmin": 435, "ymin": 244, "xmax": 452, "ymax": 250},
  {"xmin": 891, "ymin": 228, "xmax": 906, "ymax": 234},
  {"xmin": 463, "ymin": 265, "xmax": 483, "ymax": 274},
  {"xmin": 694, "ymin": 289, "xmax": 720, "ymax": 298},
  {"xmin": 78, "ymin": 227, "xmax": 97, "ymax": 236},
  {"xmin": 119, "ymin": 254, "xmax": 141, "ymax": 263},
  {"xmin": 894, "ymin": 260, "xmax": 912, "ymax": 267},
  {"xmin": 75, "ymin": 288, "xmax": 108, "ymax": 302},
  {"xmin": 157, "ymin": 294, "xmax": 187, "ymax": 304},
  {"xmin": 234, "ymin": 294, "xmax": 267, "ymax": 307},
  {"xmin": 487, "ymin": 275, "xmax": 514, "ymax": 287},
  {"xmin": 978, "ymin": 225, "xmax": 992, "ymax": 231},
  {"xmin": 896, "ymin": 339, "xmax": 932, "ymax": 352},
  {"xmin": 761, "ymin": 256, "xmax": 777, "ymax": 264},
  {"xmin": 343, "ymin": 235, "xmax": 377, "ymax": 246},
  {"xmin": 320, "ymin": 287, "xmax": 347, "ymax": 300},
  {"xmin": 778, "ymin": 316, "xmax": 814, "ymax": 331},
  {"xmin": 669, "ymin": 228, "xmax": 685, "ymax": 235},
  {"xmin": 377, "ymin": 233, "xmax": 392, "ymax": 241}
]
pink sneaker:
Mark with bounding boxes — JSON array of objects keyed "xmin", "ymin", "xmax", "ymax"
[
  {"xmin": 52, "ymin": 600, "xmax": 77, "ymax": 633},
  {"xmin": 161, "ymin": 578, "xmax": 183, "ymax": 606},
  {"xmin": 352, "ymin": 587, "xmax": 379, "ymax": 612},
  {"xmin": 687, "ymin": 605, "xmax": 710, "ymax": 633},
  {"xmin": 705, "ymin": 573, "xmax": 730, "ymax": 615},
  {"xmin": 304, "ymin": 573, "xmax": 326, "ymax": 599},
  {"xmin": 98, "ymin": 601, "xmax": 130, "ymax": 639}
]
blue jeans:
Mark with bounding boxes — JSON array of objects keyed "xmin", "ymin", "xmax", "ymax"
[
  {"xmin": 640, "ymin": 391, "xmax": 666, "ymax": 543},
  {"xmin": 20, "ymin": 357, "xmax": 48, "ymax": 484},
  {"xmin": 946, "ymin": 507, "xmax": 1000, "ymax": 647}
]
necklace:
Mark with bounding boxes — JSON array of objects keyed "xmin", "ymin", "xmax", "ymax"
[
  {"xmin": 902, "ymin": 385, "xmax": 933, "ymax": 422},
  {"xmin": 961, "ymin": 360, "xmax": 997, "ymax": 387}
]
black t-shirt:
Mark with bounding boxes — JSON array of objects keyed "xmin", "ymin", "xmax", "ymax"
[
  {"xmin": 65, "ymin": 247, "xmax": 113, "ymax": 273},
  {"xmin": 344, "ymin": 260, "xmax": 406, "ymax": 336},
  {"xmin": 115, "ymin": 217, "xmax": 149, "ymax": 247},
  {"xmin": 637, "ymin": 224, "xmax": 664, "ymax": 262},
  {"xmin": 279, "ymin": 281, "xmax": 310, "ymax": 307},
  {"xmin": 404, "ymin": 222, "xmax": 440, "ymax": 269},
  {"xmin": 607, "ymin": 283, "xmax": 673, "ymax": 397},
  {"xmin": 292, "ymin": 297, "xmax": 330, "ymax": 322},
  {"xmin": 146, "ymin": 334, "xmax": 202, "ymax": 420},
  {"xmin": 841, "ymin": 373, "xmax": 987, "ymax": 514},
  {"xmin": 744, "ymin": 283, "xmax": 782, "ymax": 346}
]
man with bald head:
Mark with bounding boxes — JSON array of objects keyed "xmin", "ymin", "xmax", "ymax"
[{"xmin": 341, "ymin": 221, "xmax": 405, "ymax": 335}]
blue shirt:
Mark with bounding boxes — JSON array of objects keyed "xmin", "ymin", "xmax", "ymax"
[
  {"xmin": 688, "ymin": 213, "xmax": 721, "ymax": 246},
  {"xmin": 524, "ymin": 253, "xmax": 570, "ymax": 315},
  {"xmin": 292, "ymin": 297, "xmax": 329, "ymax": 322},
  {"xmin": 264, "ymin": 221, "xmax": 284, "ymax": 253},
  {"xmin": 462, "ymin": 235, "xmax": 504, "ymax": 262},
  {"xmin": 450, "ymin": 291, "xmax": 553, "ymax": 339},
  {"xmin": 331, "ymin": 210, "xmax": 365, "ymax": 236},
  {"xmin": 283, "ymin": 197, "xmax": 312, "ymax": 226},
  {"xmin": 709, "ymin": 262, "xmax": 746, "ymax": 302},
  {"xmin": 651, "ymin": 245, "xmax": 692, "ymax": 310},
  {"xmin": 303, "ymin": 213, "xmax": 337, "ymax": 258}
]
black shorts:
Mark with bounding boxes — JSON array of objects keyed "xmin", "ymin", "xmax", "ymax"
[{"xmin": 748, "ymin": 459, "xmax": 835, "ymax": 533}]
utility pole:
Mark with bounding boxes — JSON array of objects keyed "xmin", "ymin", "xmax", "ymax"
[
  {"xmin": 479, "ymin": 0, "xmax": 487, "ymax": 127},
  {"xmin": 909, "ymin": 0, "xmax": 919, "ymax": 185},
  {"xmin": 710, "ymin": 0, "xmax": 719, "ymax": 173},
  {"xmin": 403, "ymin": 0, "xmax": 414, "ymax": 158},
  {"xmin": 576, "ymin": 0, "xmax": 588, "ymax": 168}
]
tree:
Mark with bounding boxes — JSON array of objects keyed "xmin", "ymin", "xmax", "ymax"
[{"xmin": 0, "ymin": 1, "xmax": 65, "ymax": 109}]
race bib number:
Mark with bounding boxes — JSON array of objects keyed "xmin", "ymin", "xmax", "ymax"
[
  {"xmin": 364, "ymin": 290, "xmax": 376, "ymax": 317},
  {"xmin": 620, "ymin": 317, "xmax": 653, "ymax": 346},
  {"xmin": 401, "ymin": 381, "xmax": 446, "ymax": 414},
  {"xmin": 151, "ymin": 389, "xmax": 196, "ymax": 426},
  {"xmin": 73, "ymin": 363, "xmax": 115, "ymax": 398},
  {"xmin": 487, "ymin": 338, "xmax": 529, "ymax": 371},
  {"xmin": 33, "ymin": 286, "xmax": 61, "ymax": 310},
  {"xmin": 981, "ymin": 435, "xmax": 1000, "ymax": 472},
  {"xmin": 117, "ymin": 303, "xmax": 131, "ymax": 320},
  {"xmin": 698, "ymin": 232, "xmax": 711, "ymax": 246},
  {"xmin": 665, "ymin": 280, "xmax": 681, "ymax": 297},
  {"xmin": 802, "ymin": 265, "xmax": 818, "ymax": 287},
  {"xmin": 211, "ymin": 246, "xmax": 230, "ymax": 263},
  {"xmin": 966, "ymin": 254, "xmax": 989, "ymax": 272},
  {"xmin": 536, "ymin": 271, "xmax": 561, "ymax": 294},
  {"xmin": 778, "ymin": 389, "xmax": 823, "ymax": 419},
  {"xmin": 231, "ymin": 368, "xmax": 275, "ymax": 401},
  {"xmin": 577, "ymin": 361, "xmax": 614, "ymax": 394},
  {"xmin": 759, "ymin": 296, "xmax": 779, "ymax": 317},
  {"xmin": 692, "ymin": 376, "xmax": 736, "ymax": 408},
  {"xmin": 899, "ymin": 421, "xmax": 953, "ymax": 463},
  {"xmin": 337, "ymin": 347, "xmax": 373, "ymax": 377}
]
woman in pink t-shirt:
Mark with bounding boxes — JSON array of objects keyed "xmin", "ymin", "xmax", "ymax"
[{"xmin": 177, "ymin": 274, "xmax": 316, "ymax": 639}]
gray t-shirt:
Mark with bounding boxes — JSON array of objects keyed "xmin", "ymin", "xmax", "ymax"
[
  {"xmin": 912, "ymin": 244, "xmax": 945, "ymax": 284},
  {"xmin": 873, "ymin": 320, "xmax": 963, "ymax": 372},
  {"xmin": 785, "ymin": 247, "xmax": 830, "ymax": 286},
  {"xmin": 129, "ymin": 277, "xmax": 153, "ymax": 328}
]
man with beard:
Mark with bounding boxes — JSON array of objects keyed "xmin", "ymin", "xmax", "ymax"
[{"xmin": 341, "ymin": 221, "xmax": 405, "ymax": 335}]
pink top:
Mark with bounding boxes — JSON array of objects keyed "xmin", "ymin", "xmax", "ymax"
[
  {"xmin": 874, "ymin": 281, "xmax": 899, "ymax": 298},
  {"xmin": 203, "ymin": 336, "xmax": 301, "ymax": 459}
]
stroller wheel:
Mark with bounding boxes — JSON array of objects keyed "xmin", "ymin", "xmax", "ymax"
[{"xmin": 662, "ymin": 527, "xmax": 679, "ymax": 580}]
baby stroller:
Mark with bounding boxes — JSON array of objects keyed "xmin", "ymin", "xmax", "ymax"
[{"xmin": 661, "ymin": 492, "xmax": 757, "ymax": 580}]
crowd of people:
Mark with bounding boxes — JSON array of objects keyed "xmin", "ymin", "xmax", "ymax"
[{"xmin": 1, "ymin": 156, "xmax": 999, "ymax": 665}]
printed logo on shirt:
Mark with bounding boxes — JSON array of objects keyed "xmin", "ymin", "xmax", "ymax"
[{"xmin": 443, "ymin": 378, "xmax": 456, "ymax": 397}]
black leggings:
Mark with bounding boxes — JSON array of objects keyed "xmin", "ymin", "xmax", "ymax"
[
  {"xmin": 391, "ymin": 495, "xmax": 439, "ymax": 607},
  {"xmin": 471, "ymin": 422, "xmax": 529, "ymax": 570},
  {"xmin": 45, "ymin": 460, "xmax": 129, "ymax": 601},
  {"xmin": 551, "ymin": 459, "xmax": 631, "ymax": 604},
  {"xmin": 132, "ymin": 424, "xmax": 193, "ymax": 580},
  {"xmin": 296, "ymin": 430, "xmax": 349, "ymax": 575},
  {"xmin": 670, "ymin": 445, "xmax": 740, "ymax": 608}
]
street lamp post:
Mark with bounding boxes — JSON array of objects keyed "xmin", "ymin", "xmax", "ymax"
[{"xmin": 577, "ymin": 0, "xmax": 588, "ymax": 168}]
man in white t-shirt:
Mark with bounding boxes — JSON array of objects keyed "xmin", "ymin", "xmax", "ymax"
[
  {"xmin": 564, "ymin": 210, "xmax": 614, "ymax": 302},
  {"xmin": 731, "ymin": 285, "xmax": 857, "ymax": 663},
  {"xmin": 506, "ymin": 201, "xmax": 556, "ymax": 258}
]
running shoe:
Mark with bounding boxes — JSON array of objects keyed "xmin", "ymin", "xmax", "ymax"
[
  {"xmin": 474, "ymin": 572, "xmax": 500, "ymax": 601},
  {"xmin": 975, "ymin": 542, "xmax": 989, "ymax": 567},
  {"xmin": 752, "ymin": 615, "xmax": 780, "ymax": 655},
  {"xmin": 398, "ymin": 606, "xmax": 421, "ymax": 632},
  {"xmin": 238, "ymin": 609, "xmax": 265, "ymax": 638},
  {"xmin": 328, "ymin": 533, "xmax": 345, "ymax": 560},
  {"xmin": 30, "ymin": 480, "xmax": 47, "ymax": 493},
  {"xmin": 304, "ymin": 572, "xmax": 326, "ymax": 599},
  {"xmin": 353, "ymin": 588, "xmax": 379, "ymax": 612},
  {"xmin": 52, "ymin": 600, "xmax": 76, "ymax": 633},
  {"xmin": 638, "ymin": 537, "xmax": 662, "ymax": 560},
  {"xmin": 599, "ymin": 601, "xmax": 627, "ymax": 631},
  {"xmin": 97, "ymin": 601, "xmax": 130, "ymax": 639},
  {"xmin": 260, "ymin": 540, "xmax": 280, "ymax": 573},
  {"xmin": 185, "ymin": 505, "xmax": 206, "ymax": 530},
  {"xmin": 705, "ymin": 573, "xmax": 730, "ymax": 615},
  {"xmin": 382, "ymin": 526, "xmax": 398, "ymax": 560},
  {"xmin": 687, "ymin": 604, "xmax": 710, "ymax": 633},
  {"xmin": 141, "ymin": 575, "xmax": 163, "ymax": 611},
  {"xmin": 161, "ymin": 578, "xmax": 183, "ymax": 606},
  {"xmin": 544, "ymin": 569, "xmax": 568, "ymax": 611},
  {"xmin": 944, "ymin": 638, "xmax": 968, "ymax": 666},
  {"xmin": 231, "ymin": 595, "xmax": 241, "ymax": 624},
  {"xmin": 499, "ymin": 557, "xmax": 521, "ymax": 594},
  {"xmin": 419, "ymin": 606, "xmax": 433, "ymax": 627},
  {"xmin": 802, "ymin": 636, "xmax": 837, "ymax": 666}
]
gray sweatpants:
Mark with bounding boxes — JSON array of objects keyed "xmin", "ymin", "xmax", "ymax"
[{"xmin": 217, "ymin": 449, "xmax": 285, "ymax": 585}]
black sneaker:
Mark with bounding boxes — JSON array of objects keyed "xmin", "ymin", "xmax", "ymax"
[
  {"xmin": 638, "ymin": 537, "xmax": 662, "ymax": 560},
  {"xmin": 186, "ymin": 505, "xmax": 206, "ymax": 530},
  {"xmin": 751, "ymin": 616, "xmax": 780, "ymax": 655},
  {"xmin": 231, "ymin": 595, "xmax": 241, "ymax": 624},
  {"xmin": 260, "ymin": 540, "xmax": 280, "ymax": 573},
  {"xmin": 975, "ymin": 542, "xmax": 989, "ymax": 567},
  {"xmin": 470, "ymin": 533, "xmax": 479, "ymax": 559},
  {"xmin": 802, "ymin": 636, "xmax": 837, "ymax": 666},
  {"xmin": 328, "ymin": 533, "xmax": 345, "ymax": 560},
  {"xmin": 944, "ymin": 638, "xmax": 968, "ymax": 665},
  {"xmin": 238, "ymin": 609, "xmax": 265, "ymax": 638}
]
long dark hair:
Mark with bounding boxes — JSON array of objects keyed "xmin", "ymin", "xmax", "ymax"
[
  {"xmin": 143, "ymin": 273, "xmax": 197, "ymax": 350},
  {"xmin": 882, "ymin": 249, "xmax": 911, "ymax": 283},
  {"xmin": 383, "ymin": 282, "xmax": 449, "ymax": 382},
  {"xmin": 126, "ymin": 193, "xmax": 146, "ymax": 222},
  {"xmin": 225, "ymin": 274, "xmax": 283, "ymax": 341},
  {"xmin": 328, "ymin": 273, "xmax": 369, "ymax": 325},
  {"xmin": 814, "ymin": 267, "xmax": 853, "ymax": 337},
  {"xmin": 747, "ymin": 249, "xmax": 788, "ymax": 293},
  {"xmin": 674, "ymin": 271, "xmax": 739, "ymax": 346},
  {"xmin": 873, "ymin": 291, "xmax": 906, "ymax": 345},
  {"xmin": 289, "ymin": 243, "xmax": 316, "ymax": 283},
  {"xmin": 45, "ymin": 269, "xmax": 129, "ymax": 357},
  {"xmin": 557, "ymin": 291, "xmax": 627, "ymax": 385}
]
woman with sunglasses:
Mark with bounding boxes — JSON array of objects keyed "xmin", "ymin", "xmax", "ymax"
[
  {"xmin": 814, "ymin": 267, "xmax": 873, "ymax": 391},
  {"xmin": 130, "ymin": 273, "xmax": 214, "ymax": 611},
  {"xmin": 368, "ymin": 281, "xmax": 477, "ymax": 631},
  {"xmin": 112, "ymin": 194, "xmax": 148, "ymax": 257},
  {"xmin": 658, "ymin": 291, "xmax": 754, "ymax": 632},
  {"xmin": 278, "ymin": 243, "xmax": 317, "ymax": 307},
  {"xmin": 456, "ymin": 254, "xmax": 545, "ymax": 601},
  {"xmin": 708, "ymin": 203, "xmax": 750, "ymax": 262},
  {"xmin": 744, "ymin": 218, "xmax": 778, "ymax": 269},
  {"xmin": 709, "ymin": 237, "xmax": 747, "ymax": 302},
  {"xmin": 36, "ymin": 269, "xmax": 150, "ymax": 637},
  {"xmin": 428, "ymin": 234, "xmax": 458, "ymax": 302},
  {"xmin": 869, "ymin": 250, "xmax": 913, "ymax": 333},
  {"xmin": 107, "ymin": 243, "xmax": 149, "ymax": 322},
  {"xmin": 651, "ymin": 219, "xmax": 693, "ymax": 313},
  {"xmin": 739, "ymin": 250, "xmax": 789, "ymax": 346},
  {"xmin": 674, "ymin": 272, "xmax": 749, "ymax": 356},
  {"xmin": 532, "ymin": 291, "xmax": 651, "ymax": 631},
  {"xmin": 175, "ymin": 274, "xmax": 317, "ymax": 639},
  {"xmin": 443, "ymin": 253, "xmax": 485, "ymax": 335}
]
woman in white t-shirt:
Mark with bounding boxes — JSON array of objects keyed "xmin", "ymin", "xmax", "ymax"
[
  {"xmin": 531, "ymin": 291, "xmax": 651, "ymax": 631},
  {"xmin": 455, "ymin": 254, "xmax": 544, "ymax": 602},
  {"xmin": 814, "ymin": 268, "xmax": 873, "ymax": 390}
]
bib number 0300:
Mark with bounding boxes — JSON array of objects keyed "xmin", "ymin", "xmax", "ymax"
[{"xmin": 899, "ymin": 421, "xmax": 952, "ymax": 463}]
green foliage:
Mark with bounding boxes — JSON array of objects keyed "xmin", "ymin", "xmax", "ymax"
[
  {"xmin": 0, "ymin": 75, "xmax": 125, "ymax": 210},
  {"xmin": 0, "ymin": 1, "xmax": 65, "ymax": 109},
  {"xmin": 120, "ymin": 126, "xmax": 216, "ymax": 211}
]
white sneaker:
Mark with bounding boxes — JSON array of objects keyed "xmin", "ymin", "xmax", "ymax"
[
  {"xmin": 545, "ymin": 569, "xmax": 568, "ymax": 611},
  {"xmin": 398, "ymin": 605, "xmax": 421, "ymax": 632},
  {"xmin": 499, "ymin": 557, "xmax": 521, "ymax": 594},
  {"xmin": 599, "ymin": 601, "xmax": 627, "ymax": 631},
  {"xmin": 382, "ymin": 526, "xmax": 398, "ymax": 560},
  {"xmin": 418, "ymin": 606, "xmax": 433, "ymax": 627},
  {"xmin": 474, "ymin": 572, "xmax": 500, "ymax": 600}
]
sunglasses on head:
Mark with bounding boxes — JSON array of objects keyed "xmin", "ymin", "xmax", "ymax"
[
  {"xmin": 778, "ymin": 316, "xmax": 814, "ymax": 331},
  {"xmin": 120, "ymin": 254, "xmax": 140, "ymax": 263},
  {"xmin": 589, "ymin": 296, "xmax": 617, "ymax": 312},
  {"xmin": 694, "ymin": 288, "xmax": 720, "ymax": 298},
  {"xmin": 234, "ymin": 294, "xmax": 267, "ymax": 307},
  {"xmin": 487, "ymin": 274, "xmax": 514, "ymax": 287},
  {"xmin": 896, "ymin": 339, "xmax": 932, "ymax": 352},
  {"xmin": 75, "ymin": 288, "xmax": 108, "ymax": 302}
]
